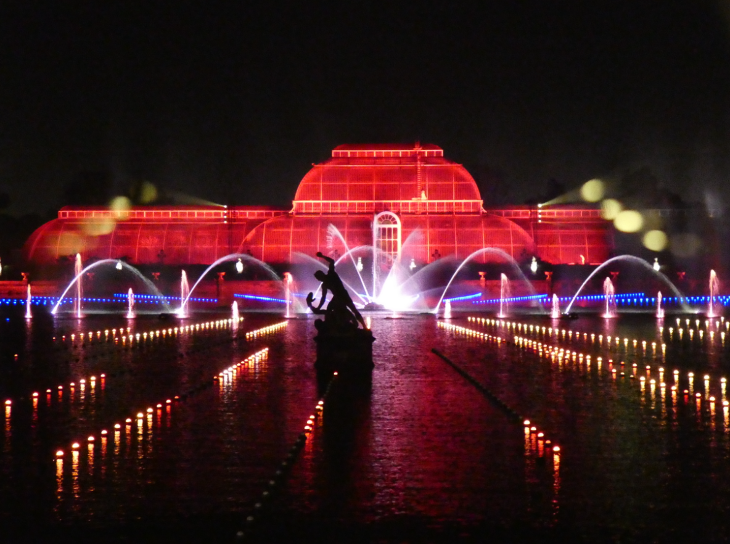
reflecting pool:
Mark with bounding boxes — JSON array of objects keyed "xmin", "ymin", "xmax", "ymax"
[{"xmin": 2, "ymin": 308, "xmax": 730, "ymax": 542}]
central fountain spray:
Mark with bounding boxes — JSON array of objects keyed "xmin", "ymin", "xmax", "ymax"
[
  {"xmin": 709, "ymin": 270, "xmax": 720, "ymax": 317},
  {"xmin": 74, "ymin": 253, "xmax": 83, "ymax": 318},
  {"xmin": 127, "ymin": 288, "xmax": 135, "ymax": 319},
  {"xmin": 498, "ymin": 273, "xmax": 511, "ymax": 318},
  {"xmin": 25, "ymin": 284, "xmax": 31, "ymax": 320},
  {"xmin": 179, "ymin": 271, "xmax": 190, "ymax": 317},
  {"xmin": 603, "ymin": 277, "xmax": 616, "ymax": 318},
  {"xmin": 551, "ymin": 293, "xmax": 561, "ymax": 319}
]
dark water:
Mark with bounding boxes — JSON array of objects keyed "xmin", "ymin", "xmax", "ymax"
[{"xmin": 1, "ymin": 308, "xmax": 730, "ymax": 542}]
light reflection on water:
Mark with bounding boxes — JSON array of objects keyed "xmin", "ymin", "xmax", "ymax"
[{"xmin": 3, "ymin": 309, "xmax": 730, "ymax": 540}]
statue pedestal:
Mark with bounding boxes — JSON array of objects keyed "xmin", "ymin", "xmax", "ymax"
[{"xmin": 314, "ymin": 327, "xmax": 375, "ymax": 379}]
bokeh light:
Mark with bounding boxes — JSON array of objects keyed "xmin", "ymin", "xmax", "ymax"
[
  {"xmin": 110, "ymin": 196, "xmax": 132, "ymax": 214},
  {"xmin": 601, "ymin": 198, "xmax": 622, "ymax": 220},
  {"xmin": 614, "ymin": 210, "xmax": 643, "ymax": 232},
  {"xmin": 643, "ymin": 230, "xmax": 668, "ymax": 251},
  {"xmin": 83, "ymin": 217, "xmax": 115, "ymax": 236},
  {"xmin": 580, "ymin": 179, "xmax": 605, "ymax": 202},
  {"xmin": 139, "ymin": 181, "xmax": 158, "ymax": 204},
  {"xmin": 57, "ymin": 231, "xmax": 85, "ymax": 254}
]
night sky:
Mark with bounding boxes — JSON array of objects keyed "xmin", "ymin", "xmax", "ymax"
[{"xmin": 1, "ymin": 1, "xmax": 730, "ymax": 215}]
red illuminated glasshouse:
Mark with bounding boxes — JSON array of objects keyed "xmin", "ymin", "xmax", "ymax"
[{"xmin": 23, "ymin": 144, "xmax": 611, "ymax": 268}]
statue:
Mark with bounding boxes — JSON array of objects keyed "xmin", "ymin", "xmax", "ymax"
[
  {"xmin": 307, "ymin": 252, "xmax": 366, "ymax": 334},
  {"xmin": 308, "ymin": 252, "xmax": 374, "ymax": 381}
]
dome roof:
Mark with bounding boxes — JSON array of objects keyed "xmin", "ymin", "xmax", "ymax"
[{"xmin": 293, "ymin": 144, "xmax": 482, "ymax": 214}]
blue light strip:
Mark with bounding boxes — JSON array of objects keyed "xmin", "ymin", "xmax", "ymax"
[
  {"xmin": 2, "ymin": 291, "xmax": 730, "ymax": 308},
  {"xmin": 234, "ymin": 293, "xmax": 290, "ymax": 304},
  {"xmin": 472, "ymin": 294, "xmax": 549, "ymax": 305},
  {"xmin": 112, "ymin": 293, "xmax": 217, "ymax": 303},
  {"xmin": 444, "ymin": 292, "xmax": 487, "ymax": 303}
]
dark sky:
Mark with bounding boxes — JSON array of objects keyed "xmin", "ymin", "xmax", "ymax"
[{"xmin": 1, "ymin": 1, "xmax": 730, "ymax": 215}]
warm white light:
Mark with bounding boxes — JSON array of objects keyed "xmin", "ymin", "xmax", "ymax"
[
  {"xmin": 614, "ymin": 210, "xmax": 643, "ymax": 233},
  {"xmin": 601, "ymin": 198, "xmax": 622, "ymax": 220},
  {"xmin": 580, "ymin": 179, "xmax": 605, "ymax": 202},
  {"xmin": 644, "ymin": 230, "xmax": 668, "ymax": 251}
]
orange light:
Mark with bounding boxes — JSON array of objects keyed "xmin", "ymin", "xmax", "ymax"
[{"xmin": 56, "ymin": 450, "xmax": 64, "ymax": 457}]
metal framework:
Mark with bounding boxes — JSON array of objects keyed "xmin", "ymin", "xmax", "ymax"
[{"xmin": 23, "ymin": 144, "xmax": 612, "ymax": 266}]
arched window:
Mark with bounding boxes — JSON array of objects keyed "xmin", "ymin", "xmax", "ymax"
[{"xmin": 372, "ymin": 212, "xmax": 401, "ymax": 298}]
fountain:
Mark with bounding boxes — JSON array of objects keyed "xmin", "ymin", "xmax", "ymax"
[
  {"xmin": 284, "ymin": 272, "xmax": 293, "ymax": 318},
  {"xmin": 603, "ymin": 277, "xmax": 616, "ymax": 318},
  {"xmin": 232, "ymin": 300, "xmax": 239, "ymax": 322},
  {"xmin": 179, "ymin": 271, "xmax": 190, "ymax": 317},
  {"xmin": 25, "ymin": 284, "xmax": 31, "ymax": 320},
  {"xmin": 564, "ymin": 255, "xmax": 689, "ymax": 315},
  {"xmin": 74, "ymin": 253, "xmax": 83, "ymax": 318},
  {"xmin": 709, "ymin": 270, "xmax": 720, "ymax": 317},
  {"xmin": 51, "ymin": 259, "xmax": 171, "ymax": 316},
  {"xmin": 327, "ymin": 224, "xmax": 371, "ymax": 300},
  {"xmin": 551, "ymin": 293, "xmax": 561, "ymax": 319},
  {"xmin": 127, "ymin": 288, "xmax": 135, "ymax": 319},
  {"xmin": 433, "ymin": 247, "xmax": 539, "ymax": 315},
  {"xmin": 444, "ymin": 300, "xmax": 452, "ymax": 319},
  {"xmin": 498, "ymin": 273, "xmax": 511, "ymax": 318},
  {"xmin": 182, "ymin": 253, "xmax": 281, "ymax": 312},
  {"xmin": 656, "ymin": 291, "xmax": 664, "ymax": 319}
]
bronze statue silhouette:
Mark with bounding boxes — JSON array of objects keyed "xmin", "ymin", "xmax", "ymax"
[{"xmin": 307, "ymin": 251, "xmax": 366, "ymax": 333}]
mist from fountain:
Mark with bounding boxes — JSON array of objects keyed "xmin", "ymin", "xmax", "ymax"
[
  {"xmin": 498, "ymin": 273, "xmax": 511, "ymax": 318},
  {"xmin": 709, "ymin": 270, "xmax": 720, "ymax": 317},
  {"xmin": 551, "ymin": 293, "xmax": 561, "ymax": 319},
  {"xmin": 232, "ymin": 300, "xmax": 239, "ymax": 322},
  {"xmin": 444, "ymin": 300, "xmax": 452, "ymax": 319},
  {"xmin": 74, "ymin": 253, "xmax": 83, "ymax": 318},
  {"xmin": 564, "ymin": 255, "xmax": 689, "ymax": 314},
  {"xmin": 25, "ymin": 284, "xmax": 31, "ymax": 320},
  {"xmin": 603, "ymin": 277, "xmax": 617, "ymax": 318},
  {"xmin": 657, "ymin": 291, "xmax": 664, "ymax": 319},
  {"xmin": 374, "ymin": 230, "xmax": 425, "ymax": 304},
  {"xmin": 326, "ymin": 224, "xmax": 371, "ymax": 300},
  {"xmin": 127, "ymin": 288, "xmax": 135, "ymax": 319},
  {"xmin": 51, "ymin": 259, "xmax": 171, "ymax": 315}
]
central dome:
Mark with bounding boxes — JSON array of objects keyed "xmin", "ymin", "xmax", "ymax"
[{"xmin": 292, "ymin": 143, "xmax": 483, "ymax": 214}]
